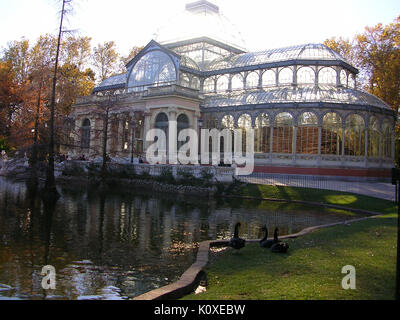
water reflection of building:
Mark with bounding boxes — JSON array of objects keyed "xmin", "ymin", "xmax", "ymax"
[
  {"xmin": 0, "ymin": 178, "xmax": 365, "ymax": 299},
  {"xmin": 66, "ymin": 0, "xmax": 395, "ymax": 180}
]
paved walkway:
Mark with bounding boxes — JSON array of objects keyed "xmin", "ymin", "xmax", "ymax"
[{"xmin": 239, "ymin": 174, "xmax": 396, "ymax": 202}]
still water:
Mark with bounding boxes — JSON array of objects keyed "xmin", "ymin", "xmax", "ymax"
[{"xmin": 0, "ymin": 177, "xmax": 366, "ymax": 300}]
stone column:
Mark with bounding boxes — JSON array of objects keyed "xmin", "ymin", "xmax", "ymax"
[
  {"xmin": 143, "ymin": 111, "xmax": 152, "ymax": 155},
  {"xmin": 168, "ymin": 107, "xmax": 177, "ymax": 164},
  {"xmin": 194, "ymin": 111, "xmax": 200, "ymax": 163},
  {"xmin": 116, "ymin": 114, "xmax": 125, "ymax": 157},
  {"xmin": 73, "ymin": 117, "xmax": 82, "ymax": 155},
  {"xmin": 106, "ymin": 115, "xmax": 113, "ymax": 155}
]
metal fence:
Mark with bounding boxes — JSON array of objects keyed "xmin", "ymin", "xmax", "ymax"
[{"xmin": 237, "ymin": 172, "xmax": 396, "ymax": 202}]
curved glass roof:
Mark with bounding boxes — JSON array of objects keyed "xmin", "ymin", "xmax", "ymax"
[
  {"xmin": 203, "ymin": 85, "xmax": 391, "ymax": 110},
  {"xmin": 207, "ymin": 44, "xmax": 350, "ymax": 71},
  {"xmin": 180, "ymin": 55, "xmax": 201, "ymax": 70},
  {"xmin": 93, "ymin": 74, "xmax": 126, "ymax": 92},
  {"xmin": 154, "ymin": 1, "xmax": 246, "ymax": 51}
]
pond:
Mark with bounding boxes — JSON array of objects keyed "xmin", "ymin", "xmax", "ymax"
[{"xmin": 0, "ymin": 177, "xmax": 368, "ymax": 300}]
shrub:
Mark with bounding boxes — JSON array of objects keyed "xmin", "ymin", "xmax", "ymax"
[
  {"xmin": 177, "ymin": 168, "xmax": 199, "ymax": 186},
  {"xmin": 139, "ymin": 168, "xmax": 151, "ymax": 179},
  {"xmin": 87, "ymin": 162, "xmax": 102, "ymax": 178},
  {"xmin": 0, "ymin": 136, "xmax": 12, "ymax": 152},
  {"xmin": 62, "ymin": 162, "xmax": 86, "ymax": 177},
  {"xmin": 158, "ymin": 167, "xmax": 176, "ymax": 184},
  {"xmin": 200, "ymin": 168, "xmax": 215, "ymax": 187}
]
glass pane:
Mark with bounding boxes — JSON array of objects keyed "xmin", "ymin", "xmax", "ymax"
[
  {"xmin": 297, "ymin": 67, "xmax": 315, "ymax": 85},
  {"xmin": 128, "ymin": 50, "xmax": 176, "ymax": 90},
  {"xmin": 318, "ymin": 67, "xmax": 336, "ymax": 85},
  {"xmin": 262, "ymin": 70, "xmax": 275, "ymax": 86}
]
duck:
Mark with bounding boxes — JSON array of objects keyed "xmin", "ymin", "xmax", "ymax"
[
  {"xmin": 270, "ymin": 228, "xmax": 289, "ymax": 253},
  {"xmin": 259, "ymin": 226, "xmax": 275, "ymax": 248},
  {"xmin": 229, "ymin": 222, "xmax": 246, "ymax": 250}
]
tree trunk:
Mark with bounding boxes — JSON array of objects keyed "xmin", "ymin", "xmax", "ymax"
[
  {"xmin": 30, "ymin": 80, "xmax": 42, "ymax": 182},
  {"xmin": 45, "ymin": 0, "xmax": 66, "ymax": 196}
]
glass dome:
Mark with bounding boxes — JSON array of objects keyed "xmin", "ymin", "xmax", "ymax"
[{"xmin": 154, "ymin": 0, "xmax": 246, "ymax": 51}]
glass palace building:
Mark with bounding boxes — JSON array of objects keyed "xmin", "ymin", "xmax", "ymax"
[{"xmin": 70, "ymin": 0, "xmax": 396, "ymax": 179}]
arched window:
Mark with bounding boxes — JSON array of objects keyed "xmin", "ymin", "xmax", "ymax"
[
  {"xmin": 180, "ymin": 73, "xmax": 190, "ymax": 87},
  {"xmin": 297, "ymin": 67, "xmax": 315, "ymax": 85},
  {"xmin": 154, "ymin": 112, "xmax": 169, "ymax": 153},
  {"xmin": 217, "ymin": 75, "xmax": 229, "ymax": 92},
  {"xmin": 340, "ymin": 70, "xmax": 347, "ymax": 86},
  {"xmin": 246, "ymin": 72, "xmax": 259, "ymax": 89},
  {"xmin": 273, "ymin": 113, "xmax": 294, "ymax": 154},
  {"xmin": 238, "ymin": 114, "xmax": 252, "ymax": 153},
  {"xmin": 255, "ymin": 113, "xmax": 270, "ymax": 153},
  {"xmin": 382, "ymin": 119, "xmax": 393, "ymax": 158},
  {"xmin": 191, "ymin": 76, "xmax": 200, "ymax": 90},
  {"xmin": 81, "ymin": 119, "xmax": 91, "ymax": 149},
  {"xmin": 177, "ymin": 113, "xmax": 189, "ymax": 150},
  {"xmin": 345, "ymin": 114, "xmax": 365, "ymax": 156},
  {"xmin": 203, "ymin": 77, "xmax": 215, "ymax": 93},
  {"xmin": 128, "ymin": 50, "xmax": 176, "ymax": 90},
  {"xmin": 348, "ymin": 74, "xmax": 356, "ymax": 88},
  {"xmin": 318, "ymin": 67, "xmax": 337, "ymax": 85},
  {"xmin": 206, "ymin": 114, "xmax": 218, "ymax": 129},
  {"xmin": 278, "ymin": 68, "xmax": 293, "ymax": 85},
  {"xmin": 368, "ymin": 116, "xmax": 380, "ymax": 157},
  {"xmin": 110, "ymin": 116, "xmax": 119, "ymax": 152},
  {"xmin": 221, "ymin": 115, "xmax": 235, "ymax": 153},
  {"xmin": 262, "ymin": 70, "xmax": 276, "ymax": 87},
  {"xmin": 155, "ymin": 112, "xmax": 169, "ymax": 135},
  {"xmin": 322, "ymin": 113, "xmax": 342, "ymax": 155},
  {"xmin": 297, "ymin": 112, "xmax": 319, "ymax": 154},
  {"xmin": 231, "ymin": 74, "xmax": 244, "ymax": 91},
  {"xmin": 221, "ymin": 115, "xmax": 235, "ymax": 130}
]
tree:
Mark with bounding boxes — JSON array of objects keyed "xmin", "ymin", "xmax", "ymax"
[
  {"xmin": 45, "ymin": 0, "xmax": 72, "ymax": 195},
  {"xmin": 325, "ymin": 15, "xmax": 400, "ymax": 115},
  {"xmin": 0, "ymin": 60, "xmax": 22, "ymax": 139},
  {"xmin": 28, "ymin": 35, "xmax": 57, "ymax": 175},
  {"xmin": 92, "ymin": 41, "xmax": 120, "ymax": 83},
  {"xmin": 119, "ymin": 45, "xmax": 144, "ymax": 73},
  {"xmin": 356, "ymin": 16, "xmax": 400, "ymax": 114}
]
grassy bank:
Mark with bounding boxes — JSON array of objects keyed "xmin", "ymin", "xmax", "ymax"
[
  {"xmin": 181, "ymin": 184, "xmax": 398, "ymax": 300},
  {"xmin": 228, "ymin": 183, "xmax": 396, "ymax": 216},
  {"xmin": 183, "ymin": 215, "xmax": 397, "ymax": 300}
]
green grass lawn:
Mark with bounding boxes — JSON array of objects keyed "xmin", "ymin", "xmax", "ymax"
[
  {"xmin": 182, "ymin": 184, "xmax": 398, "ymax": 300},
  {"xmin": 183, "ymin": 215, "xmax": 397, "ymax": 300},
  {"xmin": 229, "ymin": 184, "xmax": 397, "ymax": 216}
]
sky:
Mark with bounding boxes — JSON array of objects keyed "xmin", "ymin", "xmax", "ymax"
[{"xmin": 0, "ymin": 0, "xmax": 399, "ymax": 55}]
